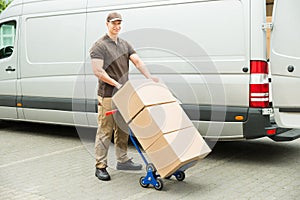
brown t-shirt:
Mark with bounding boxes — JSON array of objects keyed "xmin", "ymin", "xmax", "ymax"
[{"xmin": 90, "ymin": 34, "xmax": 136, "ymax": 97}]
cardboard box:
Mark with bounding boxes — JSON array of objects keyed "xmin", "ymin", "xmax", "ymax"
[
  {"xmin": 112, "ymin": 79, "xmax": 211, "ymax": 178},
  {"xmin": 129, "ymin": 102, "xmax": 194, "ymax": 150},
  {"xmin": 146, "ymin": 126, "xmax": 211, "ymax": 178},
  {"xmin": 112, "ymin": 79, "xmax": 176, "ymax": 123}
]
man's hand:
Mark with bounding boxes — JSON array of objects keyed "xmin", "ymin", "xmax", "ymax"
[
  {"xmin": 115, "ymin": 82, "xmax": 122, "ymax": 89},
  {"xmin": 149, "ymin": 76, "xmax": 160, "ymax": 83},
  {"xmin": 130, "ymin": 54, "xmax": 159, "ymax": 82}
]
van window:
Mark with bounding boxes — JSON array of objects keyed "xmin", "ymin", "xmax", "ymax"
[{"xmin": 0, "ymin": 21, "xmax": 16, "ymax": 59}]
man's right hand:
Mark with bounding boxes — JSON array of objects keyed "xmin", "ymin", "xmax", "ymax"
[
  {"xmin": 115, "ymin": 83, "xmax": 122, "ymax": 89},
  {"xmin": 149, "ymin": 76, "xmax": 160, "ymax": 83}
]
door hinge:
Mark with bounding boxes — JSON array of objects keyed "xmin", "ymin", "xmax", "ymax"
[{"xmin": 262, "ymin": 22, "xmax": 273, "ymax": 31}]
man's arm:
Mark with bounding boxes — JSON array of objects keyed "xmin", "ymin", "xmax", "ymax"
[
  {"xmin": 129, "ymin": 53, "xmax": 159, "ymax": 82},
  {"xmin": 91, "ymin": 59, "xmax": 122, "ymax": 89}
]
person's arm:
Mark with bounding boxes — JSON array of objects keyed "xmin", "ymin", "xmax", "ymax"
[
  {"xmin": 91, "ymin": 58, "xmax": 122, "ymax": 89},
  {"xmin": 129, "ymin": 53, "xmax": 159, "ymax": 82}
]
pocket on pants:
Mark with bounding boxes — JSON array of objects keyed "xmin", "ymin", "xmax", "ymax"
[{"xmin": 98, "ymin": 97, "xmax": 113, "ymax": 121}]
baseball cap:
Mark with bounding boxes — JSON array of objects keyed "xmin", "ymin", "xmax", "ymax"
[{"xmin": 107, "ymin": 12, "xmax": 123, "ymax": 22}]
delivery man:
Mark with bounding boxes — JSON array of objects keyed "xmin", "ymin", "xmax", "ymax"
[{"xmin": 90, "ymin": 12, "xmax": 158, "ymax": 181}]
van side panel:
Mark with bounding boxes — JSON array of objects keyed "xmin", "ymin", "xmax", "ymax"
[
  {"xmin": 86, "ymin": 0, "xmax": 250, "ymax": 105},
  {"xmin": 22, "ymin": 0, "xmax": 87, "ymax": 14},
  {"xmin": 19, "ymin": 1, "xmax": 88, "ymax": 126},
  {"xmin": 85, "ymin": 0, "xmax": 251, "ymax": 138}
]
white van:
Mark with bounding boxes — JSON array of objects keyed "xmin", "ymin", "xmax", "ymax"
[{"xmin": 0, "ymin": 0, "xmax": 299, "ymax": 141}]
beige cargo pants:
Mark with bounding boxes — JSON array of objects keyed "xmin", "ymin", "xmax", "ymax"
[{"xmin": 95, "ymin": 96, "xmax": 130, "ymax": 169}]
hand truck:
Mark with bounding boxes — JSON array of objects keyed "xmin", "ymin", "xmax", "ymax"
[{"xmin": 106, "ymin": 109, "xmax": 187, "ymax": 191}]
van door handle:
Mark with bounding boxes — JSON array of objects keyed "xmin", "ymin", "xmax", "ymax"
[{"xmin": 5, "ymin": 66, "xmax": 15, "ymax": 72}]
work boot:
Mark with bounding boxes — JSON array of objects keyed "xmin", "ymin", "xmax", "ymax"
[
  {"xmin": 116, "ymin": 159, "xmax": 142, "ymax": 170},
  {"xmin": 95, "ymin": 168, "xmax": 111, "ymax": 181}
]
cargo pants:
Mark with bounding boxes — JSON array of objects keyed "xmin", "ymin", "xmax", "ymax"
[{"xmin": 95, "ymin": 96, "xmax": 130, "ymax": 169}]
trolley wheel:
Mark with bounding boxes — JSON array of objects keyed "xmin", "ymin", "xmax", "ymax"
[
  {"xmin": 154, "ymin": 178, "xmax": 164, "ymax": 191},
  {"xmin": 175, "ymin": 171, "xmax": 185, "ymax": 181},
  {"xmin": 147, "ymin": 163, "xmax": 156, "ymax": 172},
  {"xmin": 139, "ymin": 176, "xmax": 149, "ymax": 188}
]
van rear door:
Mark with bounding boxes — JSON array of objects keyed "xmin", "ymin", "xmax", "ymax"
[{"xmin": 270, "ymin": 0, "xmax": 300, "ymax": 128}]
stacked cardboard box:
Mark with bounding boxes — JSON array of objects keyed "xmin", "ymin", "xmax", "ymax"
[{"xmin": 112, "ymin": 79, "xmax": 211, "ymax": 177}]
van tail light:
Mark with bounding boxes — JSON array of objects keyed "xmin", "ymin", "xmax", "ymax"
[
  {"xmin": 249, "ymin": 60, "xmax": 269, "ymax": 108},
  {"xmin": 266, "ymin": 128, "xmax": 277, "ymax": 136}
]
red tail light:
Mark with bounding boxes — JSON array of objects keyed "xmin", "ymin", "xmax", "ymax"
[
  {"xmin": 249, "ymin": 61, "xmax": 269, "ymax": 108},
  {"xmin": 266, "ymin": 128, "xmax": 276, "ymax": 136}
]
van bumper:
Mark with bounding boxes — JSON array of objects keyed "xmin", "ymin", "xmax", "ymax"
[
  {"xmin": 181, "ymin": 105, "xmax": 273, "ymax": 140},
  {"xmin": 242, "ymin": 108, "xmax": 272, "ymax": 139}
]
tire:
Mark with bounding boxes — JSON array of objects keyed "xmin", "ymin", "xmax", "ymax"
[
  {"xmin": 175, "ymin": 171, "xmax": 185, "ymax": 181},
  {"xmin": 139, "ymin": 176, "xmax": 149, "ymax": 188},
  {"xmin": 147, "ymin": 163, "xmax": 156, "ymax": 172},
  {"xmin": 154, "ymin": 178, "xmax": 164, "ymax": 191}
]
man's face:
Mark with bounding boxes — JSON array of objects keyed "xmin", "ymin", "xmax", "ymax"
[{"xmin": 106, "ymin": 20, "xmax": 122, "ymax": 35}]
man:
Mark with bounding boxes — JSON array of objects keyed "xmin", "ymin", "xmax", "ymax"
[{"xmin": 90, "ymin": 12, "xmax": 158, "ymax": 181}]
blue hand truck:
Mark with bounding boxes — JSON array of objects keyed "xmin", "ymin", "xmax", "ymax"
[{"xmin": 106, "ymin": 109, "xmax": 187, "ymax": 191}]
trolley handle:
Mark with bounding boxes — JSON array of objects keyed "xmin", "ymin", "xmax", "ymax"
[{"xmin": 105, "ymin": 109, "xmax": 118, "ymax": 116}]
